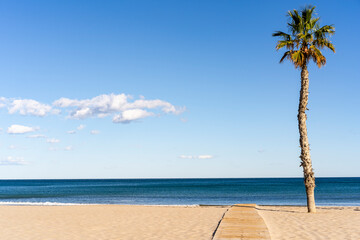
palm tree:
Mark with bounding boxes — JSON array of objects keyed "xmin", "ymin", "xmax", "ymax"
[{"xmin": 273, "ymin": 6, "xmax": 335, "ymax": 213}]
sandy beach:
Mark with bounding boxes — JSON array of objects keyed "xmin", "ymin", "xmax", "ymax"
[
  {"xmin": 258, "ymin": 206, "xmax": 360, "ymax": 240},
  {"xmin": 0, "ymin": 205, "xmax": 227, "ymax": 240},
  {"xmin": 1, "ymin": 205, "xmax": 360, "ymax": 240}
]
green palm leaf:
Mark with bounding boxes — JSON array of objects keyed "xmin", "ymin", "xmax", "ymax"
[{"xmin": 273, "ymin": 6, "xmax": 335, "ymax": 69}]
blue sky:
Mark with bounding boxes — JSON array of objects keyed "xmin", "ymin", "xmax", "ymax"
[{"xmin": 0, "ymin": 0, "xmax": 359, "ymax": 179}]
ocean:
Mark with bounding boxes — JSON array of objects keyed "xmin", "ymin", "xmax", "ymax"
[{"xmin": 0, "ymin": 178, "xmax": 359, "ymax": 206}]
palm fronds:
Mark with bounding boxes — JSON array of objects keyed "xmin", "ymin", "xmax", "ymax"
[{"xmin": 273, "ymin": 6, "xmax": 335, "ymax": 69}]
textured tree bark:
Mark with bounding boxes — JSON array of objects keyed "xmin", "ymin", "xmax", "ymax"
[{"xmin": 298, "ymin": 65, "xmax": 316, "ymax": 213}]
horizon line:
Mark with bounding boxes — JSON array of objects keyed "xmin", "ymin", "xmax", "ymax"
[{"xmin": 0, "ymin": 176, "xmax": 359, "ymax": 180}]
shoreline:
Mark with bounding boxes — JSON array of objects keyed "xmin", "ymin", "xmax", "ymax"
[
  {"xmin": 1, "ymin": 201, "xmax": 360, "ymax": 207},
  {"xmin": 0, "ymin": 202, "xmax": 229, "ymax": 206}
]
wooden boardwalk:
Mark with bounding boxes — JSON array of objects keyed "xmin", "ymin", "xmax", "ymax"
[{"xmin": 213, "ymin": 204, "xmax": 271, "ymax": 240}]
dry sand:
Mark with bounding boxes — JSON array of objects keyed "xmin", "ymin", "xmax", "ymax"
[
  {"xmin": 2, "ymin": 205, "xmax": 360, "ymax": 240},
  {"xmin": 0, "ymin": 205, "xmax": 228, "ymax": 240},
  {"xmin": 258, "ymin": 205, "xmax": 360, "ymax": 240}
]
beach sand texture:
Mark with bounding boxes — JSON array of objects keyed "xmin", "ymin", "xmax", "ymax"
[
  {"xmin": 1, "ymin": 205, "xmax": 360, "ymax": 240},
  {"xmin": 258, "ymin": 206, "xmax": 360, "ymax": 240},
  {"xmin": 0, "ymin": 205, "xmax": 227, "ymax": 240}
]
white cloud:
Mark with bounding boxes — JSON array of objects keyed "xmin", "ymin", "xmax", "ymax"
[
  {"xmin": 179, "ymin": 155, "xmax": 194, "ymax": 159},
  {"xmin": 27, "ymin": 134, "xmax": 46, "ymax": 138},
  {"xmin": 7, "ymin": 124, "xmax": 36, "ymax": 134},
  {"xmin": 48, "ymin": 147, "xmax": 58, "ymax": 151},
  {"xmin": 53, "ymin": 94, "xmax": 129, "ymax": 119},
  {"xmin": 198, "ymin": 155, "xmax": 214, "ymax": 159},
  {"xmin": 53, "ymin": 93, "xmax": 184, "ymax": 123},
  {"xmin": 127, "ymin": 99, "xmax": 185, "ymax": 114},
  {"xmin": 0, "ymin": 156, "xmax": 26, "ymax": 165},
  {"xmin": 64, "ymin": 146, "xmax": 73, "ymax": 151},
  {"xmin": 0, "ymin": 97, "xmax": 6, "ymax": 108},
  {"xmin": 179, "ymin": 155, "xmax": 214, "ymax": 159},
  {"xmin": 0, "ymin": 93, "xmax": 184, "ymax": 124},
  {"xmin": 47, "ymin": 138, "xmax": 60, "ymax": 143},
  {"xmin": 67, "ymin": 125, "xmax": 85, "ymax": 134},
  {"xmin": 113, "ymin": 109, "xmax": 154, "ymax": 123},
  {"xmin": 97, "ymin": 113, "xmax": 109, "ymax": 118},
  {"xmin": 77, "ymin": 124, "xmax": 85, "ymax": 130},
  {"xmin": 8, "ymin": 145, "xmax": 16, "ymax": 149},
  {"xmin": 90, "ymin": 130, "xmax": 100, "ymax": 135},
  {"xmin": 8, "ymin": 99, "xmax": 58, "ymax": 117}
]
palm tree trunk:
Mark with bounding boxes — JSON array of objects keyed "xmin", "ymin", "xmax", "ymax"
[{"xmin": 298, "ymin": 65, "xmax": 316, "ymax": 213}]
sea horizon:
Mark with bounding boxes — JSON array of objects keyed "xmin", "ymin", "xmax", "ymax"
[{"xmin": 1, "ymin": 176, "xmax": 359, "ymax": 180}]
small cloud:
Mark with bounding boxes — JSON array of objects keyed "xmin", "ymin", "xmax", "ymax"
[
  {"xmin": 77, "ymin": 124, "xmax": 85, "ymax": 130},
  {"xmin": 47, "ymin": 138, "xmax": 60, "ymax": 143},
  {"xmin": 97, "ymin": 113, "xmax": 109, "ymax": 118},
  {"xmin": 90, "ymin": 130, "xmax": 100, "ymax": 135},
  {"xmin": 7, "ymin": 124, "xmax": 36, "ymax": 134},
  {"xmin": 179, "ymin": 155, "xmax": 214, "ymax": 159},
  {"xmin": 8, "ymin": 99, "xmax": 58, "ymax": 117},
  {"xmin": 67, "ymin": 130, "xmax": 76, "ymax": 134},
  {"xmin": 64, "ymin": 145, "xmax": 73, "ymax": 151},
  {"xmin": 0, "ymin": 156, "xmax": 26, "ymax": 165},
  {"xmin": 113, "ymin": 109, "xmax": 154, "ymax": 123},
  {"xmin": 180, "ymin": 118, "xmax": 188, "ymax": 123},
  {"xmin": 27, "ymin": 134, "xmax": 46, "ymax": 138},
  {"xmin": 0, "ymin": 97, "xmax": 6, "ymax": 108},
  {"xmin": 48, "ymin": 147, "xmax": 58, "ymax": 151},
  {"xmin": 8, "ymin": 145, "xmax": 16, "ymax": 149},
  {"xmin": 258, "ymin": 149, "xmax": 266, "ymax": 153}
]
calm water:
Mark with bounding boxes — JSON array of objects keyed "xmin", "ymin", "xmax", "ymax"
[{"xmin": 0, "ymin": 178, "xmax": 359, "ymax": 206}]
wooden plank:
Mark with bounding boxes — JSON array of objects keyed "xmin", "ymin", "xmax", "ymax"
[{"xmin": 213, "ymin": 204, "xmax": 271, "ymax": 240}]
